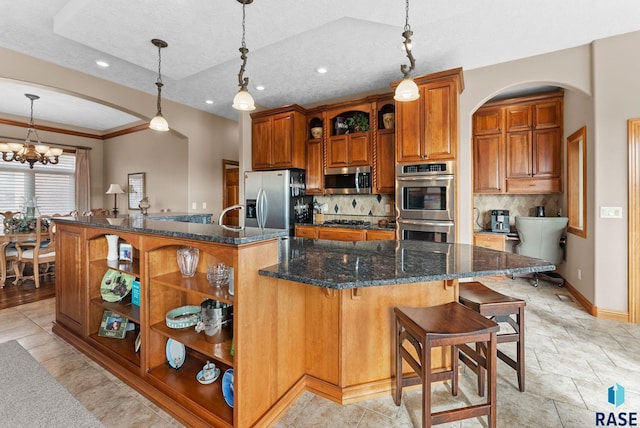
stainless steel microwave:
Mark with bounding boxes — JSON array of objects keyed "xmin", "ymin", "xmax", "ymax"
[{"xmin": 324, "ymin": 166, "xmax": 372, "ymax": 195}]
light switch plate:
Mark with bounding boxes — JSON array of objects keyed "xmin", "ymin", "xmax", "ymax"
[
  {"xmin": 600, "ymin": 206, "xmax": 622, "ymax": 218},
  {"xmin": 191, "ymin": 202, "xmax": 197, "ymax": 210}
]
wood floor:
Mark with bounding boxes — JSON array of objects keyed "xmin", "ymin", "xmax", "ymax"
[{"xmin": 0, "ymin": 273, "xmax": 55, "ymax": 310}]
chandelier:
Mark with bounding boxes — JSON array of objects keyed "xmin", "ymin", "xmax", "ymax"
[
  {"xmin": 232, "ymin": 0, "xmax": 256, "ymax": 111},
  {"xmin": 394, "ymin": 0, "xmax": 420, "ymax": 102},
  {"xmin": 149, "ymin": 38, "xmax": 170, "ymax": 131},
  {"xmin": 0, "ymin": 94, "xmax": 63, "ymax": 169}
]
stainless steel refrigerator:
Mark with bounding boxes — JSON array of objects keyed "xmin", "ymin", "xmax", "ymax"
[{"xmin": 244, "ymin": 169, "xmax": 313, "ymax": 234}]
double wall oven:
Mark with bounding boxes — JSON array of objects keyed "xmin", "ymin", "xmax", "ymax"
[{"xmin": 396, "ymin": 160, "xmax": 455, "ymax": 242}]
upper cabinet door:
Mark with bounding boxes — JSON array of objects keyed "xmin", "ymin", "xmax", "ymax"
[
  {"xmin": 422, "ymin": 80, "xmax": 456, "ymax": 160},
  {"xmin": 505, "ymin": 104, "xmax": 532, "ymax": 132},
  {"xmin": 271, "ymin": 112, "xmax": 294, "ymax": 168},
  {"xmin": 396, "ymin": 68, "xmax": 462, "ymax": 163},
  {"xmin": 534, "ymin": 100, "xmax": 562, "ymax": 129},
  {"xmin": 396, "ymin": 99, "xmax": 423, "ymax": 162},
  {"xmin": 347, "ymin": 133, "xmax": 371, "ymax": 166},
  {"xmin": 251, "ymin": 116, "xmax": 273, "ymax": 170},
  {"xmin": 473, "ymin": 107, "xmax": 503, "ymax": 135}
]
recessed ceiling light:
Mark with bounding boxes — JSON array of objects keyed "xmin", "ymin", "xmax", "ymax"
[
  {"xmin": 255, "ymin": 85, "xmax": 265, "ymax": 91},
  {"xmin": 316, "ymin": 67, "xmax": 328, "ymax": 74},
  {"xmin": 95, "ymin": 60, "xmax": 109, "ymax": 68},
  {"xmin": 205, "ymin": 99, "xmax": 214, "ymax": 105}
]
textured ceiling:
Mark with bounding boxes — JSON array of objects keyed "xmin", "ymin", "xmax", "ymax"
[{"xmin": 1, "ymin": 0, "xmax": 640, "ymax": 132}]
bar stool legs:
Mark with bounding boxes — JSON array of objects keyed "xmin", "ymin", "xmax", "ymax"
[
  {"xmin": 459, "ymin": 281, "xmax": 526, "ymax": 395},
  {"xmin": 394, "ymin": 303, "xmax": 500, "ymax": 428}
]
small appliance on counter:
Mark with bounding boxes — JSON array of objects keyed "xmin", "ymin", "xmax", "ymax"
[
  {"xmin": 491, "ymin": 210, "xmax": 510, "ymax": 233},
  {"xmin": 535, "ymin": 206, "xmax": 546, "ymax": 217}
]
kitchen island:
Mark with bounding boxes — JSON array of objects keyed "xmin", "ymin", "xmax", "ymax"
[{"xmin": 52, "ymin": 217, "xmax": 553, "ymax": 427}]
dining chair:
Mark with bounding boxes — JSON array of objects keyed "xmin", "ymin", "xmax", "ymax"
[
  {"xmin": 0, "ymin": 211, "xmax": 22, "ymax": 287},
  {"xmin": 82, "ymin": 208, "xmax": 110, "ymax": 216},
  {"xmin": 13, "ymin": 215, "xmax": 57, "ymax": 288}
]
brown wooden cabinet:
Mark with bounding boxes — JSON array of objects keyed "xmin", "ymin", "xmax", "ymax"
[
  {"xmin": 373, "ymin": 96, "xmax": 396, "ymax": 195},
  {"xmin": 305, "ymin": 110, "xmax": 324, "ymax": 195},
  {"xmin": 366, "ymin": 229, "xmax": 396, "ymax": 241},
  {"xmin": 295, "ymin": 225, "xmax": 395, "ymax": 241},
  {"xmin": 473, "ymin": 233, "xmax": 506, "ymax": 251},
  {"xmin": 251, "ymin": 105, "xmax": 307, "ymax": 170},
  {"xmin": 396, "ymin": 68, "xmax": 463, "ymax": 163},
  {"xmin": 473, "ymin": 90, "xmax": 564, "ymax": 194},
  {"xmin": 53, "ymin": 221, "xmax": 283, "ymax": 427},
  {"xmin": 326, "ymin": 133, "xmax": 371, "ymax": 168}
]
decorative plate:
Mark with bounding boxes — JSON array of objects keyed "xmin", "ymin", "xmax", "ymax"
[
  {"xmin": 196, "ymin": 367, "xmax": 221, "ymax": 385},
  {"xmin": 222, "ymin": 369, "xmax": 234, "ymax": 408},
  {"xmin": 165, "ymin": 338, "xmax": 186, "ymax": 369},
  {"xmin": 100, "ymin": 269, "xmax": 135, "ymax": 302}
]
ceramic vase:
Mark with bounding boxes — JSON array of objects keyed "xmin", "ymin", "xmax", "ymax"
[{"xmin": 105, "ymin": 234, "xmax": 119, "ymax": 261}]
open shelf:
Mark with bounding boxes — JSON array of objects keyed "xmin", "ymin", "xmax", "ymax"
[
  {"xmin": 91, "ymin": 297, "xmax": 141, "ymax": 323},
  {"xmin": 88, "ymin": 329, "xmax": 140, "ymax": 369},
  {"xmin": 147, "ymin": 355, "xmax": 233, "ymax": 427},
  {"xmin": 89, "ymin": 258, "xmax": 140, "ymax": 276},
  {"xmin": 151, "ymin": 321, "xmax": 234, "ymax": 367},
  {"xmin": 151, "ymin": 271, "xmax": 234, "ymax": 305}
]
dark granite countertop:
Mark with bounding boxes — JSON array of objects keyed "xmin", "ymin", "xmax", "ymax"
[
  {"xmin": 259, "ymin": 238, "xmax": 555, "ymax": 289},
  {"xmin": 54, "ymin": 215, "xmax": 288, "ymax": 245}
]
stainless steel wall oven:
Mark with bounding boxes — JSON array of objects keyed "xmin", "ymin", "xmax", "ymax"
[{"xmin": 396, "ymin": 161, "xmax": 455, "ymax": 242}]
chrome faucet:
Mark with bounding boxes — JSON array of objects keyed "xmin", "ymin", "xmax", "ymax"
[{"xmin": 218, "ymin": 204, "xmax": 245, "ymax": 231}]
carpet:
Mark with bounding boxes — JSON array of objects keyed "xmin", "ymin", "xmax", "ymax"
[{"xmin": 0, "ymin": 340, "xmax": 103, "ymax": 427}]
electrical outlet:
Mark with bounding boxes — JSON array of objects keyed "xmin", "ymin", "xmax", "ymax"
[
  {"xmin": 578, "ymin": 269, "xmax": 582, "ymax": 280},
  {"xmin": 384, "ymin": 203, "xmax": 391, "ymax": 214},
  {"xmin": 600, "ymin": 206, "xmax": 622, "ymax": 218},
  {"xmin": 191, "ymin": 202, "xmax": 197, "ymax": 210},
  {"xmin": 202, "ymin": 202, "xmax": 207, "ymax": 209}
]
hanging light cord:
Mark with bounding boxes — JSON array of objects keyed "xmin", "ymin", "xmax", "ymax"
[
  {"xmin": 400, "ymin": 0, "xmax": 416, "ymax": 78},
  {"xmin": 25, "ymin": 95, "xmax": 41, "ymax": 145},
  {"xmin": 237, "ymin": 1, "xmax": 250, "ymax": 91},
  {"xmin": 155, "ymin": 43, "xmax": 164, "ymax": 115}
]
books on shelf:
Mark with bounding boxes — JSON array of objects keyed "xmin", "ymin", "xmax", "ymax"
[
  {"xmin": 119, "ymin": 243, "xmax": 133, "ymax": 261},
  {"xmin": 98, "ymin": 310, "xmax": 129, "ymax": 339}
]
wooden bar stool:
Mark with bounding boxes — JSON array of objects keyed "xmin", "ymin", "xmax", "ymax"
[
  {"xmin": 394, "ymin": 302, "xmax": 499, "ymax": 428},
  {"xmin": 458, "ymin": 281, "xmax": 526, "ymax": 395}
]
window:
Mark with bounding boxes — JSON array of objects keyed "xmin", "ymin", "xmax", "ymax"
[
  {"xmin": 567, "ymin": 126, "xmax": 586, "ymax": 238},
  {"xmin": 0, "ymin": 154, "xmax": 76, "ymax": 216}
]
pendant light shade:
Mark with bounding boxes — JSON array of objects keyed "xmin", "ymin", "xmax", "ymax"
[
  {"xmin": 232, "ymin": 88, "xmax": 256, "ymax": 112},
  {"xmin": 232, "ymin": 0, "xmax": 256, "ymax": 112},
  {"xmin": 150, "ymin": 114, "xmax": 169, "ymax": 131},
  {"xmin": 394, "ymin": 0, "xmax": 419, "ymax": 102},
  {"xmin": 150, "ymin": 38, "xmax": 170, "ymax": 131},
  {"xmin": 394, "ymin": 77, "xmax": 420, "ymax": 101}
]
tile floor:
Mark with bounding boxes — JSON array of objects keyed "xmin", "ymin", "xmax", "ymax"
[{"xmin": 1, "ymin": 277, "xmax": 639, "ymax": 427}]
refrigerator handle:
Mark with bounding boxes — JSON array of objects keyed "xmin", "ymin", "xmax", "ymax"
[
  {"xmin": 261, "ymin": 190, "xmax": 268, "ymax": 228},
  {"xmin": 256, "ymin": 188, "xmax": 263, "ymax": 228}
]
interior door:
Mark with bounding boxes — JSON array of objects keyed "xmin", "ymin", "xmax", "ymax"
[{"xmin": 222, "ymin": 160, "xmax": 239, "ymax": 226}]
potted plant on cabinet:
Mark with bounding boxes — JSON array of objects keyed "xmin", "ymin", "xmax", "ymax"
[{"xmin": 346, "ymin": 112, "xmax": 370, "ymax": 133}]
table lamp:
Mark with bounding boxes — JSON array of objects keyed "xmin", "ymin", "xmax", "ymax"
[{"xmin": 105, "ymin": 184, "xmax": 125, "ymax": 216}]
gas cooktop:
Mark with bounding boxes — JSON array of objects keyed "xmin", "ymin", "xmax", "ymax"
[{"xmin": 323, "ymin": 219, "xmax": 372, "ymax": 226}]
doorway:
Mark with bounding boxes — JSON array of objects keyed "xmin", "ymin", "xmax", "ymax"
[
  {"xmin": 628, "ymin": 119, "xmax": 640, "ymax": 323},
  {"xmin": 222, "ymin": 160, "xmax": 240, "ymax": 226}
]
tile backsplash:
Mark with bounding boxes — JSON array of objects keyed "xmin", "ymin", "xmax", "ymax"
[
  {"xmin": 312, "ymin": 194, "xmax": 395, "ymax": 223},
  {"xmin": 473, "ymin": 194, "xmax": 561, "ymax": 231}
]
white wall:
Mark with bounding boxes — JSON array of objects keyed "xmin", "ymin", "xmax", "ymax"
[
  {"xmin": 563, "ymin": 89, "xmax": 595, "ymax": 301},
  {"xmin": 591, "ymin": 31, "xmax": 640, "ymax": 312}
]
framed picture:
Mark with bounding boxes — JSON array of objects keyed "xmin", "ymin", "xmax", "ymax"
[
  {"xmin": 128, "ymin": 172, "xmax": 145, "ymax": 210},
  {"xmin": 98, "ymin": 310, "xmax": 129, "ymax": 339},
  {"xmin": 119, "ymin": 243, "xmax": 133, "ymax": 261}
]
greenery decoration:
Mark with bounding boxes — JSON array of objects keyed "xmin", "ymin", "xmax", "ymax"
[
  {"xmin": 3, "ymin": 217, "xmax": 49, "ymax": 233},
  {"xmin": 346, "ymin": 112, "xmax": 370, "ymax": 133}
]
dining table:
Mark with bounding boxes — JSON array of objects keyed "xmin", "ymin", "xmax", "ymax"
[{"xmin": 0, "ymin": 231, "xmax": 37, "ymax": 286}]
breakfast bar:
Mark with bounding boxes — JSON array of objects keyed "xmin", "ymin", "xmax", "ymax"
[{"xmin": 51, "ymin": 217, "xmax": 553, "ymax": 427}]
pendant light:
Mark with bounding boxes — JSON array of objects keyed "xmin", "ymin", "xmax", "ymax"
[
  {"xmin": 232, "ymin": 0, "xmax": 256, "ymax": 111},
  {"xmin": 394, "ymin": 0, "xmax": 420, "ymax": 102},
  {"xmin": 0, "ymin": 94, "xmax": 63, "ymax": 169},
  {"xmin": 149, "ymin": 38, "xmax": 170, "ymax": 131}
]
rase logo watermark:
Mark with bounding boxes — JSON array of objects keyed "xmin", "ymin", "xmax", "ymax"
[{"xmin": 596, "ymin": 383, "xmax": 637, "ymax": 426}]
